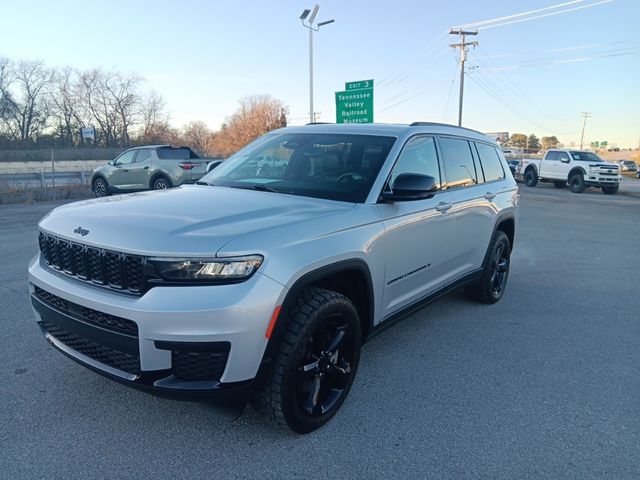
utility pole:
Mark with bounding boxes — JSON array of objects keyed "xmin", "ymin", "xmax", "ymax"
[
  {"xmin": 449, "ymin": 29, "xmax": 478, "ymax": 127},
  {"xmin": 579, "ymin": 112, "xmax": 591, "ymax": 150}
]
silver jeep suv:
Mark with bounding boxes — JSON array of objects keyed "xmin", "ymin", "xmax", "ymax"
[{"xmin": 29, "ymin": 122, "xmax": 518, "ymax": 433}]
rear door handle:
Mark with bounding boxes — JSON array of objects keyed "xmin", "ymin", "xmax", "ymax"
[
  {"xmin": 435, "ymin": 201, "xmax": 452, "ymax": 213},
  {"xmin": 143, "ymin": 166, "xmax": 149, "ymax": 170},
  {"xmin": 484, "ymin": 192, "xmax": 496, "ymax": 201}
]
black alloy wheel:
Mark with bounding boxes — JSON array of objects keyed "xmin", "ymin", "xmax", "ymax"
[
  {"xmin": 490, "ymin": 241, "xmax": 510, "ymax": 298},
  {"xmin": 465, "ymin": 230, "xmax": 511, "ymax": 304},
  {"xmin": 294, "ymin": 313, "xmax": 357, "ymax": 417}
]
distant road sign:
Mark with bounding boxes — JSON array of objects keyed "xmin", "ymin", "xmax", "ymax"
[
  {"xmin": 336, "ymin": 79, "xmax": 374, "ymax": 124},
  {"xmin": 591, "ymin": 141, "xmax": 600, "ymax": 148},
  {"xmin": 345, "ymin": 79, "xmax": 373, "ymax": 91},
  {"xmin": 80, "ymin": 126, "xmax": 95, "ymax": 139},
  {"xmin": 600, "ymin": 141, "xmax": 608, "ymax": 147},
  {"xmin": 485, "ymin": 132, "xmax": 509, "ymax": 143}
]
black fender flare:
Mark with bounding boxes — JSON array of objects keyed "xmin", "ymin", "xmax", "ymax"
[
  {"xmin": 567, "ymin": 166, "xmax": 586, "ymax": 182},
  {"xmin": 255, "ymin": 259, "xmax": 375, "ymax": 387}
]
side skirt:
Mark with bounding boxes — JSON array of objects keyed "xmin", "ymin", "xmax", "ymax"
[{"xmin": 364, "ymin": 269, "xmax": 482, "ymax": 343}]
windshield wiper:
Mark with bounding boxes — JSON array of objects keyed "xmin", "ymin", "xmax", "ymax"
[{"xmin": 227, "ymin": 183, "xmax": 281, "ymax": 193}]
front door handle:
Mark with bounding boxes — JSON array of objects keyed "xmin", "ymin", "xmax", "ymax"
[
  {"xmin": 122, "ymin": 169, "xmax": 129, "ymax": 172},
  {"xmin": 484, "ymin": 192, "xmax": 496, "ymax": 201},
  {"xmin": 435, "ymin": 201, "xmax": 452, "ymax": 213},
  {"xmin": 143, "ymin": 166, "xmax": 149, "ymax": 170}
]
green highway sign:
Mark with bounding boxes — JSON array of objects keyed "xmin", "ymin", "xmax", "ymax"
[
  {"xmin": 336, "ymin": 79, "xmax": 374, "ymax": 124},
  {"xmin": 590, "ymin": 141, "xmax": 599, "ymax": 148},
  {"xmin": 600, "ymin": 141, "xmax": 608, "ymax": 147},
  {"xmin": 345, "ymin": 79, "xmax": 373, "ymax": 91}
]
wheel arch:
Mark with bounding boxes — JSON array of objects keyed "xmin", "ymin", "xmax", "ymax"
[
  {"xmin": 567, "ymin": 166, "xmax": 586, "ymax": 181},
  {"xmin": 266, "ymin": 260, "xmax": 374, "ymax": 359},
  {"xmin": 149, "ymin": 170, "xmax": 173, "ymax": 189}
]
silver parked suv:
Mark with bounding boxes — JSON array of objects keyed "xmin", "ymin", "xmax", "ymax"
[
  {"xmin": 91, "ymin": 145, "xmax": 209, "ymax": 197},
  {"xmin": 29, "ymin": 122, "xmax": 518, "ymax": 433}
]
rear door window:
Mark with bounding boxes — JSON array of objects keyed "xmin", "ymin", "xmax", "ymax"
[
  {"xmin": 438, "ymin": 137, "xmax": 478, "ymax": 189},
  {"xmin": 134, "ymin": 149, "xmax": 152, "ymax": 163}
]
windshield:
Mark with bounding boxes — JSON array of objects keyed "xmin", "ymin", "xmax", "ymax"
[
  {"xmin": 201, "ymin": 132, "xmax": 396, "ymax": 202},
  {"xmin": 569, "ymin": 151, "xmax": 602, "ymax": 162}
]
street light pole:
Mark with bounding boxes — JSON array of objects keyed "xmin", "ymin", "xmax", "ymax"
[{"xmin": 300, "ymin": 5, "xmax": 334, "ymax": 124}]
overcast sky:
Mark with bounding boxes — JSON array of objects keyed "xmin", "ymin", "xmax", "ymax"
[{"xmin": 1, "ymin": 0, "xmax": 638, "ymax": 147}]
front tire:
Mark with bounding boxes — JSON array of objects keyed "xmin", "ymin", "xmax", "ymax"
[
  {"xmin": 524, "ymin": 169, "xmax": 538, "ymax": 187},
  {"xmin": 602, "ymin": 185, "xmax": 619, "ymax": 195},
  {"xmin": 569, "ymin": 172, "xmax": 586, "ymax": 193},
  {"xmin": 253, "ymin": 288, "xmax": 361, "ymax": 434},
  {"xmin": 92, "ymin": 177, "xmax": 109, "ymax": 198},
  {"xmin": 465, "ymin": 230, "xmax": 511, "ymax": 304}
]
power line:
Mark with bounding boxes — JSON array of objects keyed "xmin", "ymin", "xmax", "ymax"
[
  {"xmin": 467, "ymin": 72, "xmax": 575, "ymax": 135},
  {"xmin": 478, "ymin": 0, "xmax": 615, "ymax": 31},
  {"xmin": 455, "ymin": 0, "xmax": 585, "ymax": 29}
]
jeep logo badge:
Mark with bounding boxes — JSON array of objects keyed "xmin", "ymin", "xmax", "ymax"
[{"xmin": 73, "ymin": 226, "xmax": 89, "ymax": 236}]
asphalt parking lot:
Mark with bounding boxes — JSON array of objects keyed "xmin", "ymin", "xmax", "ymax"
[{"xmin": 2, "ymin": 184, "xmax": 639, "ymax": 479}]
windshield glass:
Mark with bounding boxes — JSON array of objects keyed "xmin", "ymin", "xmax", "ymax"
[
  {"xmin": 201, "ymin": 132, "xmax": 396, "ymax": 202},
  {"xmin": 570, "ymin": 151, "xmax": 602, "ymax": 162}
]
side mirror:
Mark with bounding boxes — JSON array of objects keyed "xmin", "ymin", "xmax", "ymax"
[
  {"xmin": 108, "ymin": 160, "xmax": 115, "ymax": 166},
  {"xmin": 381, "ymin": 173, "xmax": 438, "ymax": 202},
  {"xmin": 560, "ymin": 157, "xmax": 570, "ymax": 163}
]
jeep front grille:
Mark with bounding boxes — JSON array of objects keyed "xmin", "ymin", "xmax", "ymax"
[{"xmin": 39, "ymin": 232, "xmax": 146, "ymax": 294}]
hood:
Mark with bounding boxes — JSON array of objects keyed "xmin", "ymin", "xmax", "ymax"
[{"xmin": 39, "ymin": 185, "xmax": 355, "ymax": 256}]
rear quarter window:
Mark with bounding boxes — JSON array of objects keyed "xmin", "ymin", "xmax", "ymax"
[
  {"xmin": 156, "ymin": 147, "xmax": 199, "ymax": 160},
  {"xmin": 475, "ymin": 142, "xmax": 505, "ymax": 182}
]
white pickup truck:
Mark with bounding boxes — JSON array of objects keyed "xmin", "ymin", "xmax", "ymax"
[{"xmin": 518, "ymin": 149, "xmax": 621, "ymax": 194}]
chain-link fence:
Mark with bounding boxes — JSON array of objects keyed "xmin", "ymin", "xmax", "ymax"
[
  {"xmin": 0, "ymin": 148, "xmax": 125, "ymax": 195},
  {"xmin": 0, "ymin": 147, "xmax": 125, "ymax": 163}
]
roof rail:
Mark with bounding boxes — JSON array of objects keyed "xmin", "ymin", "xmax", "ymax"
[{"xmin": 409, "ymin": 122, "xmax": 484, "ymax": 136}]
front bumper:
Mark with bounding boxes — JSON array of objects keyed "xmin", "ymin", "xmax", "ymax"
[
  {"xmin": 584, "ymin": 174, "xmax": 621, "ymax": 187},
  {"xmin": 28, "ymin": 254, "xmax": 286, "ymax": 404}
]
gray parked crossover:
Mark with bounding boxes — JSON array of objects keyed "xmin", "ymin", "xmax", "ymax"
[
  {"xmin": 30, "ymin": 122, "xmax": 518, "ymax": 433},
  {"xmin": 91, "ymin": 145, "xmax": 209, "ymax": 197}
]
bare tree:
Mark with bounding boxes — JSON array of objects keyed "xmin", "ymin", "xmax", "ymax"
[
  {"xmin": 182, "ymin": 120, "xmax": 216, "ymax": 155},
  {"xmin": 50, "ymin": 66, "xmax": 85, "ymax": 146},
  {"xmin": 139, "ymin": 91, "xmax": 167, "ymax": 140},
  {"xmin": 103, "ymin": 71, "xmax": 142, "ymax": 147},
  {"xmin": 212, "ymin": 95, "xmax": 288, "ymax": 157},
  {"xmin": 0, "ymin": 60, "xmax": 53, "ymax": 144}
]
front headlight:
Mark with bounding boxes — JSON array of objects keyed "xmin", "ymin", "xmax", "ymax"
[{"xmin": 149, "ymin": 255, "xmax": 263, "ymax": 283}]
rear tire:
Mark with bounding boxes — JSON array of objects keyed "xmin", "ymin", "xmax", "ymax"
[
  {"xmin": 553, "ymin": 181, "xmax": 565, "ymax": 188},
  {"xmin": 569, "ymin": 173, "xmax": 586, "ymax": 193},
  {"xmin": 152, "ymin": 176, "xmax": 172, "ymax": 190},
  {"xmin": 252, "ymin": 287, "xmax": 361, "ymax": 434},
  {"xmin": 465, "ymin": 230, "xmax": 511, "ymax": 304},
  {"xmin": 524, "ymin": 169, "xmax": 538, "ymax": 187},
  {"xmin": 602, "ymin": 185, "xmax": 619, "ymax": 195}
]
